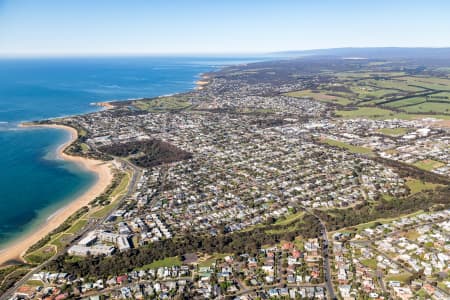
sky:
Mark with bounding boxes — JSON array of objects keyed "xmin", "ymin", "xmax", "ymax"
[{"xmin": 0, "ymin": 0, "xmax": 449, "ymax": 57}]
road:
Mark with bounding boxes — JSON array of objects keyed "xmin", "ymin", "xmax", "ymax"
[
  {"xmin": 301, "ymin": 207, "xmax": 337, "ymax": 300},
  {"xmin": 0, "ymin": 159, "xmax": 140, "ymax": 300},
  {"xmin": 376, "ymin": 269, "xmax": 388, "ymax": 294}
]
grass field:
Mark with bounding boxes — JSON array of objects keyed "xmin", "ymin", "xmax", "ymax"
[
  {"xmin": 386, "ymin": 272, "xmax": 412, "ymax": 283},
  {"xmin": 90, "ymin": 171, "xmax": 131, "ymax": 219},
  {"xmin": 334, "ymin": 71, "xmax": 406, "ymax": 80},
  {"xmin": 336, "ymin": 107, "xmax": 450, "ymax": 120},
  {"xmin": 413, "ymin": 159, "xmax": 445, "ymax": 171},
  {"xmin": 360, "ymin": 258, "xmax": 378, "ymax": 270},
  {"xmin": 25, "ymin": 280, "xmax": 44, "ymax": 287},
  {"xmin": 384, "ymin": 96, "xmax": 426, "ymax": 108},
  {"xmin": 286, "ymin": 90, "xmax": 352, "ymax": 106},
  {"xmin": 403, "ymin": 76, "xmax": 450, "ymax": 91},
  {"xmin": 401, "ymin": 101, "xmax": 450, "ymax": 114},
  {"xmin": 275, "ymin": 211, "xmax": 305, "ymax": 226},
  {"xmin": 134, "ymin": 96, "xmax": 191, "ymax": 112},
  {"xmin": 363, "ymin": 78, "xmax": 425, "ymax": 92},
  {"xmin": 51, "ymin": 233, "xmax": 72, "ymax": 249},
  {"xmin": 350, "ymin": 84, "xmax": 400, "ymax": 100},
  {"xmin": 66, "ymin": 219, "xmax": 88, "ymax": 234},
  {"xmin": 322, "ymin": 138, "xmax": 373, "ymax": 155},
  {"xmin": 336, "ymin": 107, "xmax": 396, "ymax": 119},
  {"xmin": 377, "ymin": 127, "xmax": 408, "ymax": 136},
  {"xmin": 25, "ymin": 246, "xmax": 56, "ymax": 264},
  {"xmin": 405, "ymin": 179, "xmax": 442, "ymax": 194},
  {"xmin": 405, "ymin": 229, "xmax": 420, "ymax": 240},
  {"xmin": 427, "ymin": 91, "xmax": 450, "ymax": 101},
  {"xmin": 136, "ymin": 256, "xmax": 182, "ymax": 270},
  {"xmin": 110, "ymin": 171, "xmax": 131, "ymax": 199}
]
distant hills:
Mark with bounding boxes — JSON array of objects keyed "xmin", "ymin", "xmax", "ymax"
[{"xmin": 273, "ymin": 47, "xmax": 450, "ymax": 59}]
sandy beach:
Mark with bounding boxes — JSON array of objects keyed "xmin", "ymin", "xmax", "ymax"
[
  {"xmin": 195, "ymin": 75, "xmax": 210, "ymax": 90},
  {"xmin": 0, "ymin": 124, "xmax": 113, "ymax": 266},
  {"xmin": 96, "ymin": 101, "xmax": 115, "ymax": 110}
]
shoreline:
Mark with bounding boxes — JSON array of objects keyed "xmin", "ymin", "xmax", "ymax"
[
  {"xmin": 195, "ymin": 74, "xmax": 210, "ymax": 90},
  {"xmin": 0, "ymin": 124, "xmax": 113, "ymax": 266},
  {"xmin": 0, "ymin": 70, "xmax": 214, "ymax": 267}
]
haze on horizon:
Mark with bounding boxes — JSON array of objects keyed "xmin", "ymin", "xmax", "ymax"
[{"xmin": 0, "ymin": 0, "xmax": 449, "ymax": 57}]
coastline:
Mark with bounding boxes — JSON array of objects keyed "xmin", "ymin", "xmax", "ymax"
[
  {"xmin": 195, "ymin": 75, "xmax": 210, "ymax": 90},
  {"xmin": 0, "ymin": 124, "xmax": 113, "ymax": 266}
]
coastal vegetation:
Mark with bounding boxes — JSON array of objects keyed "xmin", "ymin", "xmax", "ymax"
[
  {"xmin": 0, "ymin": 266, "xmax": 31, "ymax": 295},
  {"xmin": 24, "ymin": 246, "xmax": 56, "ymax": 265},
  {"xmin": 90, "ymin": 171, "xmax": 131, "ymax": 219},
  {"xmin": 90, "ymin": 171, "xmax": 126, "ymax": 207},
  {"xmin": 25, "ymin": 206, "xmax": 89, "ymax": 256}
]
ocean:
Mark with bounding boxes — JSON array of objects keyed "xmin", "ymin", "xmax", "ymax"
[{"xmin": 0, "ymin": 56, "xmax": 266, "ymax": 249}]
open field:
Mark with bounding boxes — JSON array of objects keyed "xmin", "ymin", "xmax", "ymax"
[
  {"xmin": 377, "ymin": 127, "xmax": 409, "ymax": 136},
  {"xmin": 286, "ymin": 89, "xmax": 352, "ymax": 105},
  {"xmin": 322, "ymin": 138, "xmax": 373, "ymax": 155},
  {"xmin": 401, "ymin": 101, "xmax": 450, "ymax": 114},
  {"xmin": 24, "ymin": 246, "xmax": 56, "ymax": 264},
  {"xmin": 402, "ymin": 76, "xmax": 450, "ymax": 90},
  {"xmin": 334, "ymin": 71, "xmax": 406, "ymax": 80},
  {"xmin": 350, "ymin": 85, "xmax": 399, "ymax": 100},
  {"xmin": 65, "ymin": 219, "xmax": 88, "ymax": 234},
  {"xmin": 412, "ymin": 159, "xmax": 446, "ymax": 171},
  {"xmin": 336, "ymin": 107, "xmax": 450, "ymax": 120},
  {"xmin": 384, "ymin": 96, "xmax": 427, "ymax": 108},
  {"xmin": 275, "ymin": 211, "xmax": 305, "ymax": 226},
  {"xmin": 427, "ymin": 91, "xmax": 450, "ymax": 101},
  {"xmin": 360, "ymin": 258, "xmax": 377, "ymax": 270},
  {"xmin": 336, "ymin": 107, "xmax": 396, "ymax": 119},
  {"xmin": 362, "ymin": 78, "xmax": 425, "ymax": 92},
  {"xmin": 405, "ymin": 179, "xmax": 443, "ymax": 194},
  {"xmin": 133, "ymin": 96, "xmax": 192, "ymax": 112},
  {"xmin": 385, "ymin": 272, "xmax": 412, "ymax": 283},
  {"xmin": 135, "ymin": 256, "xmax": 182, "ymax": 270}
]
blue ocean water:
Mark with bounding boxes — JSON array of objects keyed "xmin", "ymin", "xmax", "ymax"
[{"xmin": 0, "ymin": 56, "xmax": 265, "ymax": 249}]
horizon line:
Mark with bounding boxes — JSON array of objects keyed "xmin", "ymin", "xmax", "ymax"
[{"xmin": 2, "ymin": 46, "xmax": 450, "ymax": 59}]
